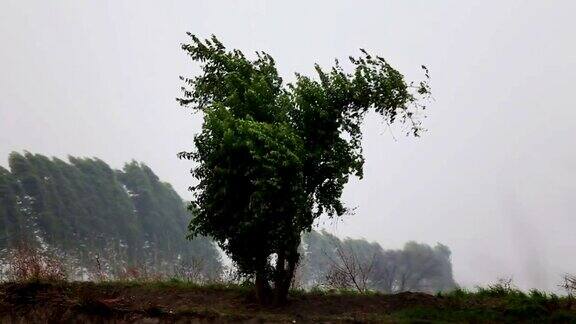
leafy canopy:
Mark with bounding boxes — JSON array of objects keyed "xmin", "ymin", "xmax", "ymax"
[{"xmin": 178, "ymin": 34, "xmax": 429, "ymax": 279}]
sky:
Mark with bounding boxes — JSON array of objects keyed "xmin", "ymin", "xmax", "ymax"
[{"xmin": 1, "ymin": 0, "xmax": 575, "ymax": 292}]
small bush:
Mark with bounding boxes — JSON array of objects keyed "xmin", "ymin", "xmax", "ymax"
[
  {"xmin": 115, "ymin": 264, "xmax": 165, "ymax": 282},
  {"xmin": 5, "ymin": 245, "xmax": 67, "ymax": 282},
  {"xmin": 562, "ymin": 274, "xmax": 576, "ymax": 296}
]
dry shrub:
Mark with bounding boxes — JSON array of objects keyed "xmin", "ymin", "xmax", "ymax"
[
  {"xmin": 495, "ymin": 277, "xmax": 514, "ymax": 290},
  {"xmin": 290, "ymin": 259, "xmax": 306, "ymax": 290},
  {"xmin": 324, "ymin": 266, "xmax": 353, "ymax": 290},
  {"xmin": 322, "ymin": 241, "xmax": 375, "ymax": 293},
  {"xmin": 90, "ymin": 254, "xmax": 108, "ymax": 282},
  {"xmin": 219, "ymin": 265, "xmax": 243, "ymax": 285},
  {"xmin": 118, "ymin": 266, "xmax": 142, "ymax": 281},
  {"xmin": 562, "ymin": 274, "xmax": 576, "ymax": 296},
  {"xmin": 117, "ymin": 265, "xmax": 164, "ymax": 282},
  {"xmin": 5, "ymin": 244, "xmax": 67, "ymax": 282},
  {"xmin": 173, "ymin": 257, "xmax": 209, "ymax": 283}
]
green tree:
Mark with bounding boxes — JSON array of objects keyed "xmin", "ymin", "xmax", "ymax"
[
  {"xmin": 1, "ymin": 152, "xmax": 222, "ymax": 279},
  {"xmin": 117, "ymin": 161, "xmax": 222, "ymax": 277},
  {"xmin": 178, "ymin": 34, "xmax": 429, "ymax": 304},
  {"xmin": 0, "ymin": 166, "xmax": 28, "ymax": 247}
]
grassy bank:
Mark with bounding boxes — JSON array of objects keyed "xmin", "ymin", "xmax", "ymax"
[{"xmin": 0, "ymin": 280, "xmax": 575, "ymax": 323}]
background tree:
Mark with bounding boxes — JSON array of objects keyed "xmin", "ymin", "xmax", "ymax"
[
  {"xmin": 0, "ymin": 152, "xmax": 222, "ymax": 279},
  {"xmin": 322, "ymin": 237, "xmax": 377, "ymax": 293},
  {"xmin": 0, "ymin": 166, "xmax": 29, "ymax": 247},
  {"xmin": 299, "ymin": 231, "xmax": 458, "ymax": 293},
  {"xmin": 178, "ymin": 34, "xmax": 430, "ymax": 304}
]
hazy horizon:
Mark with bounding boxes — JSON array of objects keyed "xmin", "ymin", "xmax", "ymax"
[{"xmin": 2, "ymin": 1, "xmax": 575, "ymax": 292}]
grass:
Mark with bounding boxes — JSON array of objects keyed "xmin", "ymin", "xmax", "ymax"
[
  {"xmin": 1, "ymin": 279, "xmax": 575, "ymax": 323},
  {"xmin": 394, "ymin": 284, "xmax": 576, "ymax": 323}
]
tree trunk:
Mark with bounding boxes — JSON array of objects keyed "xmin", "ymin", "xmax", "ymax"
[
  {"xmin": 273, "ymin": 249, "xmax": 299, "ymax": 306},
  {"xmin": 255, "ymin": 270, "xmax": 271, "ymax": 305}
]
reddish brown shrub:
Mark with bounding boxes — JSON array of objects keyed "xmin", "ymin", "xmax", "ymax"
[{"xmin": 5, "ymin": 245, "xmax": 67, "ymax": 282}]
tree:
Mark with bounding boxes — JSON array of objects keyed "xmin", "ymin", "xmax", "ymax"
[
  {"xmin": 323, "ymin": 237, "xmax": 377, "ymax": 293},
  {"xmin": 376, "ymin": 242, "xmax": 455, "ymax": 293},
  {"xmin": 299, "ymin": 231, "xmax": 457, "ymax": 293},
  {"xmin": 1, "ymin": 153, "xmax": 223, "ymax": 280},
  {"xmin": 177, "ymin": 34, "xmax": 430, "ymax": 304},
  {"xmin": 0, "ymin": 166, "xmax": 28, "ymax": 247}
]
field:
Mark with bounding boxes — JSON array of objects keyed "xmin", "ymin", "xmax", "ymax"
[{"xmin": 1, "ymin": 281, "xmax": 575, "ymax": 323}]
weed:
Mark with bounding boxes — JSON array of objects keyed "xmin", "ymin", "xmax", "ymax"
[{"xmin": 4, "ymin": 245, "xmax": 67, "ymax": 282}]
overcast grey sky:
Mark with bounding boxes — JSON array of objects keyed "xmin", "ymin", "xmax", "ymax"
[{"xmin": 1, "ymin": 0, "xmax": 575, "ymax": 291}]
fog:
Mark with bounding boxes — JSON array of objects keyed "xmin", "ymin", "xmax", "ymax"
[{"xmin": 1, "ymin": 0, "xmax": 575, "ymax": 292}]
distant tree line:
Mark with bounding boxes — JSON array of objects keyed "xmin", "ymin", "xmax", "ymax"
[
  {"xmin": 298, "ymin": 231, "xmax": 457, "ymax": 293},
  {"xmin": 0, "ymin": 152, "xmax": 222, "ymax": 279}
]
